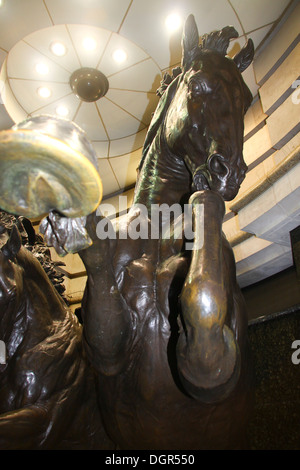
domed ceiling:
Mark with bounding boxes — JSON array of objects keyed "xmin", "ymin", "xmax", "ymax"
[{"xmin": 0, "ymin": 0, "xmax": 291, "ymax": 199}]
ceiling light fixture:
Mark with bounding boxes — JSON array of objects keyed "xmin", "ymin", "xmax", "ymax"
[
  {"xmin": 37, "ymin": 86, "xmax": 51, "ymax": 98},
  {"xmin": 165, "ymin": 12, "xmax": 182, "ymax": 32},
  {"xmin": 83, "ymin": 37, "xmax": 97, "ymax": 51},
  {"xmin": 112, "ymin": 49, "xmax": 127, "ymax": 64},
  {"xmin": 50, "ymin": 42, "xmax": 67, "ymax": 57},
  {"xmin": 56, "ymin": 105, "xmax": 69, "ymax": 117},
  {"xmin": 70, "ymin": 67, "xmax": 109, "ymax": 102},
  {"xmin": 35, "ymin": 63, "xmax": 49, "ymax": 75}
]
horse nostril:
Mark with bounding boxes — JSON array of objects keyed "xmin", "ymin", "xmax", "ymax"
[{"xmin": 208, "ymin": 154, "xmax": 229, "ymax": 177}]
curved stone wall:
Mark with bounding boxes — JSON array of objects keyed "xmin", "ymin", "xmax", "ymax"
[{"xmin": 223, "ymin": 2, "xmax": 300, "ymax": 288}]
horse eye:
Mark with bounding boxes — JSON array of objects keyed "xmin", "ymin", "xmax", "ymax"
[
  {"xmin": 188, "ymin": 78, "xmax": 202, "ymax": 97},
  {"xmin": 188, "ymin": 77, "xmax": 214, "ymax": 99}
]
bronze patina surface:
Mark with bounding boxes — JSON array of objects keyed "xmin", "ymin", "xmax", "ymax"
[
  {"xmin": 0, "ymin": 115, "xmax": 102, "ymax": 219},
  {"xmin": 0, "ymin": 216, "xmax": 114, "ymax": 449},
  {"xmin": 0, "ymin": 15, "xmax": 255, "ymax": 449}
]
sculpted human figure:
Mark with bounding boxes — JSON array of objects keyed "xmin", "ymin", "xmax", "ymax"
[{"xmin": 0, "ymin": 216, "xmax": 114, "ymax": 449}]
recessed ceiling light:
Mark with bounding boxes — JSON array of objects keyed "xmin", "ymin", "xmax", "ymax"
[
  {"xmin": 83, "ymin": 37, "xmax": 97, "ymax": 51},
  {"xmin": 165, "ymin": 13, "xmax": 182, "ymax": 32},
  {"xmin": 37, "ymin": 86, "xmax": 51, "ymax": 98},
  {"xmin": 112, "ymin": 49, "xmax": 127, "ymax": 63},
  {"xmin": 50, "ymin": 42, "xmax": 67, "ymax": 57},
  {"xmin": 56, "ymin": 105, "xmax": 69, "ymax": 117},
  {"xmin": 35, "ymin": 63, "xmax": 49, "ymax": 75}
]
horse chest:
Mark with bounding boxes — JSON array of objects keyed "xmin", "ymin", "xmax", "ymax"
[
  {"xmin": 120, "ymin": 256, "xmax": 158, "ymax": 321},
  {"xmin": 119, "ymin": 252, "xmax": 187, "ymax": 323},
  {"xmin": 112, "ymin": 252, "xmax": 188, "ymax": 402}
]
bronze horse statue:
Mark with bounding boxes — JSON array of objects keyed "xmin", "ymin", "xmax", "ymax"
[
  {"xmin": 40, "ymin": 15, "xmax": 255, "ymax": 449},
  {"xmin": 0, "ymin": 218, "xmax": 114, "ymax": 449},
  {"xmin": 0, "ymin": 15, "xmax": 254, "ymax": 450}
]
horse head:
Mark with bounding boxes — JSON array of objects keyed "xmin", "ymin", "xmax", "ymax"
[{"xmin": 164, "ymin": 15, "xmax": 254, "ymax": 201}]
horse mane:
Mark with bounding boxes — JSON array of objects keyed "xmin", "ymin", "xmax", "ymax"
[
  {"xmin": 138, "ymin": 72, "xmax": 182, "ymax": 172},
  {"xmin": 0, "ymin": 211, "xmax": 67, "ymax": 302},
  {"xmin": 201, "ymin": 26, "xmax": 239, "ymax": 55}
]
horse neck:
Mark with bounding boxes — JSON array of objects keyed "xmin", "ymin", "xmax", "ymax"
[{"xmin": 133, "ymin": 127, "xmax": 190, "ymax": 211}]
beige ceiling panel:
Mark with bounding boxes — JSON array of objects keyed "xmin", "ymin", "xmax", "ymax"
[
  {"xmin": 24, "ymin": 25, "xmax": 81, "ymax": 73},
  {"xmin": 120, "ymin": 0, "xmax": 241, "ymax": 69},
  {"xmin": 109, "ymin": 128, "xmax": 148, "ymax": 158},
  {"xmin": 97, "ymin": 98, "xmax": 144, "ymax": 140},
  {"xmin": 92, "ymin": 140, "xmax": 109, "ymax": 159},
  {"xmin": 119, "ymin": 0, "xmax": 182, "ymax": 69},
  {"xmin": 231, "ymin": 0, "xmax": 290, "ymax": 33},
  {"xmin": 9, "ymin": 79, "xmax": 71, "ymax": 114},
  {"xmin": 109, "ymin": 150, "xmax": 142, "ymax": 189},
  {"xmin": 97, "ymin": 157, "xmax": 120, "ymax": 195},
  {"xmin": 191, "ymin": 0, "xmax": 241, "ymax": 37},
  {"xmin": 0, "ymin": 49, "xmax": 7, "ymax": 69},
  {"xmin": 169, "ymin": 0, "xmax": 243, "ymax": 50},
  {"xmin": 108, "ymin": 59, "xmax": 161, "ymax": 93},
  {"xmin": 0, "ymin": 0, "xmax": 52, "ymax": 51},
  {"xmin": 44, "ymin": 0, "xmax": 132, "ymax": 32},
  {"xmin": 75, "ymin": 101, "xmax": 107, "ymax": 141},
  {"xmin": 67, "ymin": 25, "xmax": 111, "ymax": 69},
  {"xmin": 7, "ymin": 41, "xmax": 70, "ymax": 82},
  {"xmin": 99, "ymin": 32, "xmax": 149, "ymax": 77},
  {"xmin": 106, "ymin": 89, "xmax": 158, "ymax": 126},
  {"xmin": 0, "ymin": 59, "xmax": 27, "ymax": 123},
  {"xmin": 30, "ymin": 93, "xmax": 80, "ymax": 121},
  {"xmin": 0, "ymin": 108, "xmax": 14, "ymax": 130}
]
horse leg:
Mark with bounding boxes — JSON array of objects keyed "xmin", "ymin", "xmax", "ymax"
[
  {"xmin": 40, "ymin": 211, "xmax": 132, "ymax": 376},
  {"xmin": 78, "ymin": 212, "xmax": 133, "ymax": 376},
  {"xmin": 177, "ymin": 190, "xmax": 240, "ymax": 403}
]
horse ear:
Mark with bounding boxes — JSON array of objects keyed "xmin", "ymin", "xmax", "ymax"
[
  {"xmin": 2, "ymin": 225, "xmax": 22, "ymax": 260},
  {"xmin": 233, "ymin": 38, "xmax": 254, "ymax": 73},
  {"xmin": 182, "ymin": 14, "xmax": 199, "ymax": 69}
]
